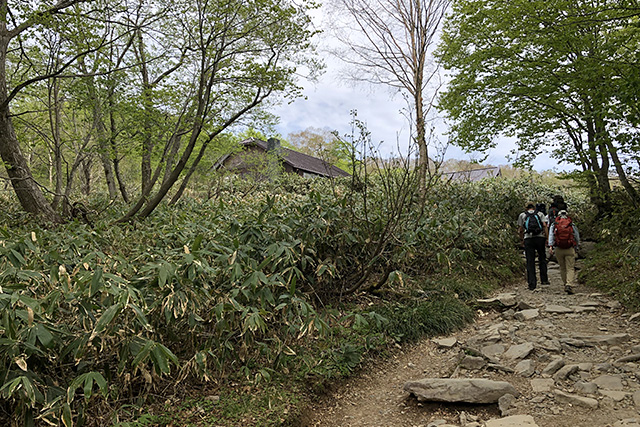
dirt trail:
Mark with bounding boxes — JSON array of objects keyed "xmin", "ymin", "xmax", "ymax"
[{"xmin": 303, "ymin": 256, "xmax": 640, "ymax": 427}]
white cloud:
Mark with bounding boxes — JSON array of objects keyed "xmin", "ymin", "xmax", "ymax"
[{"xmin": 272, "ymin": 6, "xmax": 576, "ymax": 173}]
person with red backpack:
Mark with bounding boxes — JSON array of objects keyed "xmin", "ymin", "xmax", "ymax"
[{"xmin": 548, "ymin": 209, "xmax": 581, "ymax": 294}]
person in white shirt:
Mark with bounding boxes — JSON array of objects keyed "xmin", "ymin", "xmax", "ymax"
[{"xmin": 548, "ymin": 209, "xmax": 580, "ymax": 294}]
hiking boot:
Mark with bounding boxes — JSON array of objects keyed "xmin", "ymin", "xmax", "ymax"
[
  {"xmin": 528, "ymin": 284, "xmax": 537, "ymax": 291},
  {"xmin": 541, "ymin": 281, "xmax": 550, "ymax": 285},
  {"xmin": 565, "ymin": 286, "xmax": 575, "ymax": 295}
]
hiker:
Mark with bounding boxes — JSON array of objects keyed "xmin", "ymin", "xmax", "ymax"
[
  {"xmin": 518, "ymin": 201, "xmax": 549, "ymax": 290},
  {"xmin": 549, "ymin": 209, "xmax": 580, "ymax": 294},
  {"xmin": 547, "ymin": 195, "xmax": 568, "ymax": 226}
]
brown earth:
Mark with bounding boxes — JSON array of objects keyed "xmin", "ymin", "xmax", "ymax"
[{"xmin": 301, "ymin": 257, "xmax": 640, "ymax": 427}]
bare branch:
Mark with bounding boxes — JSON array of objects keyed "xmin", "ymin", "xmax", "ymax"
[{"xmin": 8, "ymin": 0, "xmax": 92, "ymax": 38}]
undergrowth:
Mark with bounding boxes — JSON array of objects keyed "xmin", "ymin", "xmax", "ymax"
[
  {"xmin": 577, "ymin": 189, "xmax": 640, "ymax": 311},
  {"xmin": 0, "ymin": 174, "xmax": 583, "ymax": 426}
]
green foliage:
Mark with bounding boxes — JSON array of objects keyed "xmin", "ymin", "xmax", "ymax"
[
  {"xmin": 578, "ymin": 186, "xmax": 640, "ymax": 309},
  {"xmin": 437, "ymin": 0, "xmax": 640, "ymax": 209},
  {"xmin": 373, "ymin": 295, "xmax": 475, "ymax": 343},
  {"xmin": 580, "ymin": 241, "xmax": 640, "ymax": 310},
  {"xmin": 0, "ymin": 172, "xmax": 571, "ymax": 425}
]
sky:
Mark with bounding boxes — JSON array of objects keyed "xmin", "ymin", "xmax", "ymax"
[
  {"xmin": 272, "ymin": 67, "xmax": 567, "ymax": 173},
  {"xmin": 270, "ymin": 6, "xmax": 572, "ymax": 173}
]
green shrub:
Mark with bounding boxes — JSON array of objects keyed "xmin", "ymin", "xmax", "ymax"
[{"xmin": 0, "ymin": 174, "xmax": 569, "ymax": 425}]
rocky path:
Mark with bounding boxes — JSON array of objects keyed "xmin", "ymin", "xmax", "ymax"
[{"xmin": 304, "ymin": 257, "xmax": 640, "ymax": 427}]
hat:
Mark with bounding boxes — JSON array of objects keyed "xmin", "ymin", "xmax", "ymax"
[{"xmin": 525, "ymin": 201, "xmax": 535, "ymax": 209}]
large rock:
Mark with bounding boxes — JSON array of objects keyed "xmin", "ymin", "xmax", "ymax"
[
  {"xmin": 593, "ymin": 374, "xmax": 624, "ymax": 390},
  {"xmin": 515, "ymin": 309, "xmax": 540, "ymax": 321},
  {"xmin": 577, "ymin": 241, "xmax": 596, "ymax": 258},
  {"xmin": 434, "ymin": 337, "xmax": 458, "ymax": 348},
  {"xmin": 460, "ymin": 355, "xmax": 486, "ymax": 370},
  {"xmin": 553, "ymin": 364, "xmax": 579, "ymax": 381},
  {"xmin": 485, "ymin": 415, "xmax": 539, "ymax": 427},
  {"xmin": 553, "ymin": 390, "xmax": 598, "ymax": 409},
  {"xmin": 531, "ymin": 378, "xmax": 554, "ymax": 393},
  {"xmin": 477, "ymin": 293, "xmax": 518, "ymax": 307},
  {"xmin": 515, "ymin": 359, "xmax": 535, "ymax": 377},
  {"xmin": 574, "ymin": 334, "xmax": 630, "ymax": 346},
  {"xmin": 482, "ymin": 343, "xmax": 506, "ymax": 359},
  {"xmin": 404, "ymin": 378, "xmax": 518, "ymax": 404},
  {"xmin": 504, "ymin": 342, "xmax": 535, "ymax": 360},
  {"xmin": 545, "ymin": 304, "xmax": 574, "ymax": 314},
  {"xmin": 541, "ymin": 357, "xmax": 565, "ymax": 376}
]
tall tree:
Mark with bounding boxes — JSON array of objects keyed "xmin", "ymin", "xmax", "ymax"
[
  {"xmin": 1, "ymin": 0, "xmax": 319, "ymax": 221},
  {"xmin": 288, "ymin": 126, "xmax": 351, "ymax": 170},
  {"xmin": 119, "ymin": 0, "xmax": 319, "ymax": 220},
  {"xmin": 328, "ymin": 0, "xmax": 450, "ymax": 195},
  {"xmin": 0, "ymin": 0, "xmax": 135, "ymax": 221},
  {"xmin": 437, "ymin": 0, "xmax": 640, "ymax": 210}
]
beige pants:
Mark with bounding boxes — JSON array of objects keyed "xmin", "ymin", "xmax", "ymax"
[{"xmin": 555, "ymin": 247, "xmax": 576, "ymax": 287}]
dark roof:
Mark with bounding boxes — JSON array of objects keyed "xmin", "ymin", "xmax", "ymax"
[
  {"xmin": 242, "ymin": 139, "xmax": 350, "ymax": 178},
  {"xmin": 442, "ymin": 166, "xmax": 502, "ymax": 182}
]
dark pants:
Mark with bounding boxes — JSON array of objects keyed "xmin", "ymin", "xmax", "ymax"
[{"xmin": 524, "ymin": 236, "xmax": 548, "ymax": 289}]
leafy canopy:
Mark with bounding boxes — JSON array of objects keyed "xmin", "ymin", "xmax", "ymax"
[{"xmin": 436, "ymin": 0, "xmax": 640, "ymax": 169}]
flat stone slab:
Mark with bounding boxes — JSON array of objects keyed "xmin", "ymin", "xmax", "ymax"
[
  {"xmin": 574, "ymin": 381, "xmax": 598, "ymax": 394},
  {"xmin": 482, "ymin": 343, "xmax": 506, "ymax": 359},
  {"xmin": 460, "ymin": 355, "xmax": 486, "ymax": 370},
  {"xmin": 531, "ymin": 378, "xmax": 554, "ymax": 392},
  {"xmin": 434, "ymin": 337, "xmax": 457, "ymax": 348},
  {"xmin": 515, "ymin": 309, "xmax": 540, "ymax": 321},
  {"xmin": 478, "ymin": 293, "xmax": 518, "ymax": 307},
  {"xmin": 541, "ymin": 358, "xmax": 565, "ymax": 376},
  {"xmin": 559, "ymin": 337, "xmax": 589, "ymax": 347},
  {"xmin": 554, "ymin": 390, "xmax": 598, "ymax": 409},
  {"xmin": 553, "ymin": 364, "xmax": 579, "ymax": 381},
  {"xmin": 578, "ymin": 300, "xmax": 602, "ymax": 307},
  {"xmin": 485, "ymin": 415, "xmax": 539, "ymax": 427},
  {"xmin": 404, "ymin": 378, "xmax": 518, "ymax": 404},
  {"xmin": 545, "ymin": 304, "xmax": 574, "ymax": 314},
  {"xmin": 515, "ymin": 359, "xmax": 535, "ymax": 377},
  {"xmin": 504, "ymin": 342, "xmax": 535, "ymax": 360},
  {"xmin": 574, "ymin": 334, "xmax": 630, "ymax": 346},
  {"xmin": 615, "ymin": 354, "xmax": 640, "ymax": 364},
  {"xmin": 600, "ymin": 390, "xmax": 629, "ymax": 401},
  {"xmin": 573, "ymin": 306, "xmax": 597, "ymax": 313},
  {"xmin": 593, "ymin": 374, "xmax": 624, "ymax": 390}
]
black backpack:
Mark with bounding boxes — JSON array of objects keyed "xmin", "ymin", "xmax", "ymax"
[
  {"xmin": 535, "ymin": 203, "xmax": 547, "ymax": 216},
  {"xmin": 524, "ymin": 211, "xmax": 543, "ymax": 234},
  {"xmin": 547, "ymin": 202, "xmax": 567, "ymax": 226}
]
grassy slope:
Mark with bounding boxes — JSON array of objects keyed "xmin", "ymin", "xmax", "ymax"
[{"xmin": 1, "ymin": 176, "xmax": 598, "ymax": 426}]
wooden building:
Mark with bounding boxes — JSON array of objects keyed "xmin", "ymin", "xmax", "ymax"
[{"xmin": 214, "ymin": 138, "xmax": 350, "ymax": 179}]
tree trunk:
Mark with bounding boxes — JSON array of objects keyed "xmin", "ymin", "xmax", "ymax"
[
  {"xmin": 136, "ymin": 29, "xmax": 155, "ymax": 197},
  {"xmin": 49, "ymin": 76, "xmax": 64, "ymax": 210},
  {"xmin": 0, "ymin": 34, "xmax": 60, "ymax": 222},
  {"xmin": 163, "ymin": 133, "xmax": 182, "ymax": 185},
  {"xmin": 81, "ymin": 157, "xmax": 92, "ymax": 196},
  {"xmin": 606, "ymin": 139, "xmax": 639, "ymax": 206},
  {"xmin": 108, "ymin": 86, "xmax": 129, "ymax": 203},
  {"xmin": 415, "ymin": 88, "xmax": 428, "ymax": 198}
]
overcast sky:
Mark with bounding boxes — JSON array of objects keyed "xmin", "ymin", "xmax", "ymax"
[
  {"xmin": 272, "ymin": 69, "xmax": 569, "ymax": 172},
  {"xmin": 271, "ymin": 7, "xmax": 573, "ymax": 173}
]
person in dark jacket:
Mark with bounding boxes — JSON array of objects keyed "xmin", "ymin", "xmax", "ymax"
[{"xmin": 517, "ymin": 201, "xmax": 549, "ymax": 290}]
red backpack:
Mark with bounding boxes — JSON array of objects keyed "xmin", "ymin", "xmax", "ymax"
[{"xmin": 554, "ymin": 217, "xmax": 576, "ymax": 249}]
